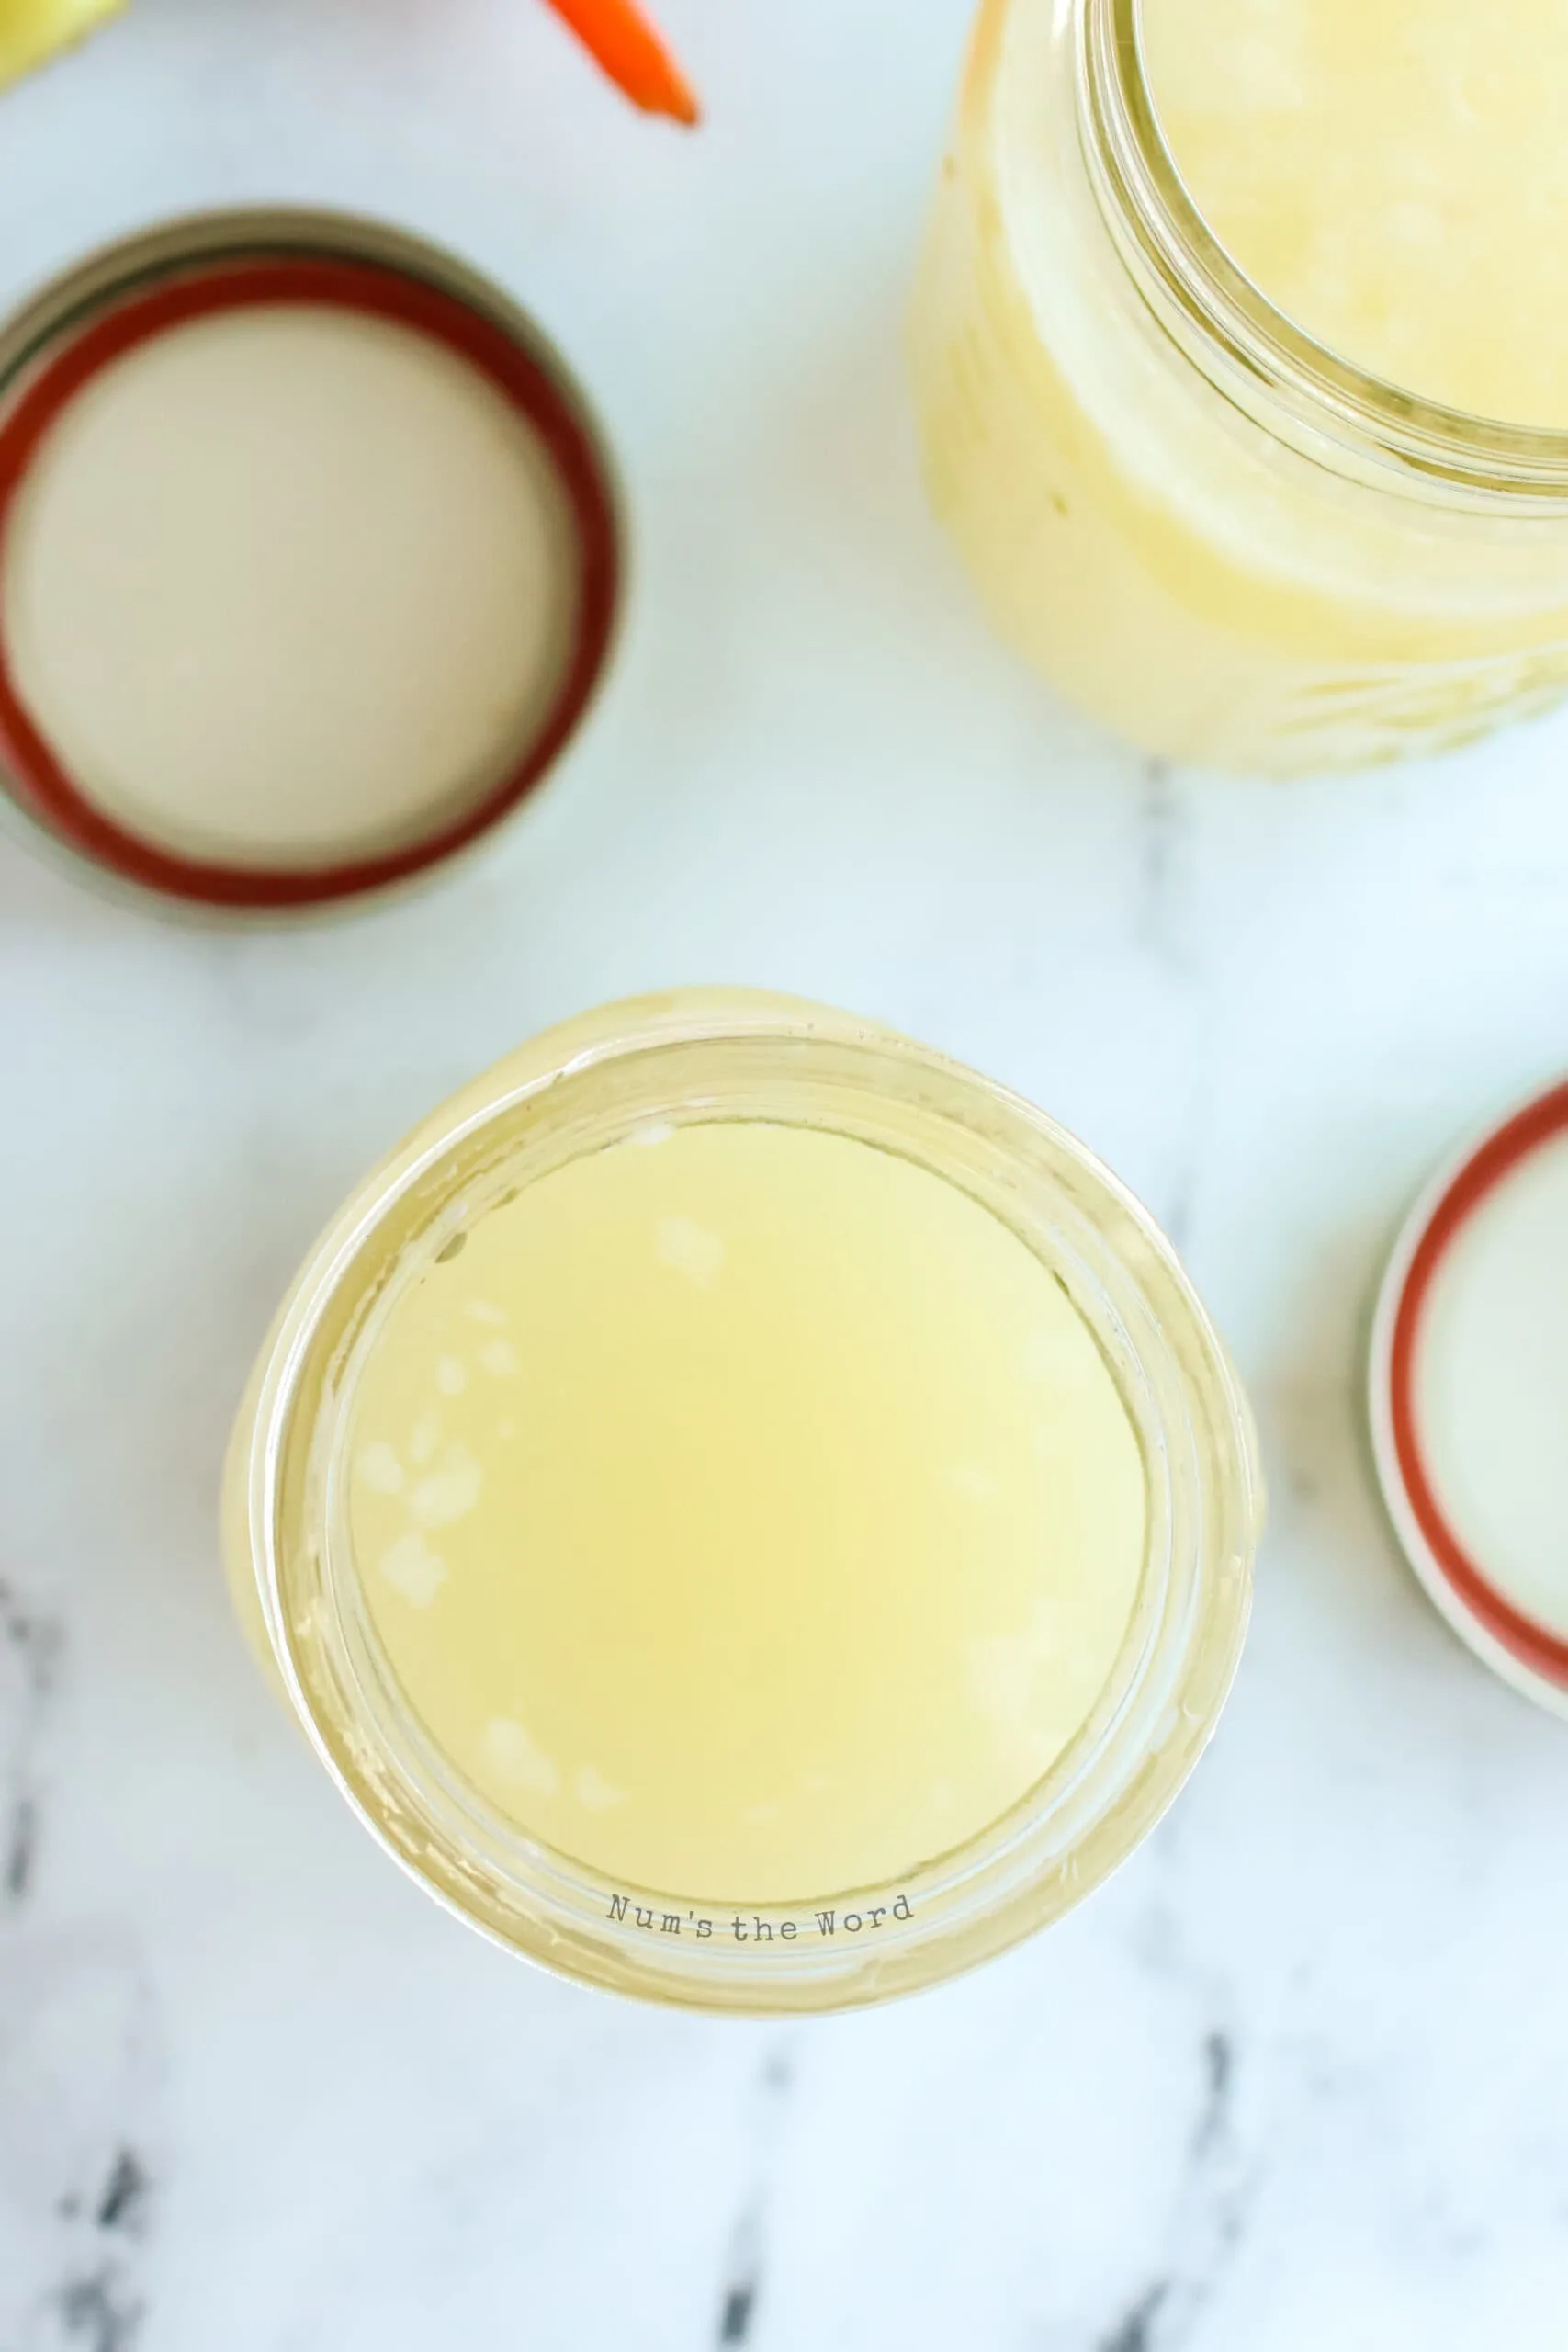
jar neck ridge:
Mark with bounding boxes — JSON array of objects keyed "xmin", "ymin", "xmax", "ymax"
[{"xmin": 1076, "ymin": 0, "xmax": 1568, "ymax": 505}]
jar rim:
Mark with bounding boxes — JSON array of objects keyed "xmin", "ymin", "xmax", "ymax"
[
  {"xmin": 1077, "ymin": 0, "xmax": 1568, "ymax": 500},
  {"xmin": 226, "ymin": 992, "xmax": 1262, "ymax": 2011}
]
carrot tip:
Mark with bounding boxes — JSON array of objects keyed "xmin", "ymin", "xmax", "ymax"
[
  {"xmin": 631, "ymin": 74, "xmax": 700, "ymax": 124},
  {"xmin": 541, "ymin": 0, "xmax": 702, "ymax": 128}
]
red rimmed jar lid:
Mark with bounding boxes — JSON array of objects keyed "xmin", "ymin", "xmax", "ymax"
[
  {"xmin": 1370, "ymin": 1080, "xmax": 1568, "ymax": 1716},
  {"xmin": 0, "ymin": 209, "xmax": 622, "ymax": 916}
]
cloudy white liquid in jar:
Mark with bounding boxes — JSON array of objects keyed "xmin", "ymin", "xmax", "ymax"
[
  {"xmin": 1415, "ymin": 1132, "xmax": 1568, "ymax": 1644},
  {"xmin": 1, "ymin": 303, "xmax": 576, "ymax": 866},
  {"xmin": 345, "ymin": 1119, "xmax": 1147, "ymax": 1904},
  {"xmin": 1143, "ymin": 0, "xmax": 1568, "ymax": 424}
]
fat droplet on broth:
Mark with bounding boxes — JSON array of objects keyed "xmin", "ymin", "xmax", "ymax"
[
  {"xmin": 656, "ymin": 1216, "xmax": 726, "ymax": 1288},
  {"xmin": 576, "ymin": 1766, "xmax": 627, "ymax": 1810},
  {"xmin": 379, "ymin": 1530, "xmax": 448, "ymax": 1609},
  {"xmin": 484, "ymin": 1716, "xmax": 559, "ymax": 1795},
  {"xmin": 356, "ymin": 1441, "xmax": 405, "ymax": 1495},
  {"xmin": 408, "ymin": 1446, "xmax": 483, "ymax": 1529}
]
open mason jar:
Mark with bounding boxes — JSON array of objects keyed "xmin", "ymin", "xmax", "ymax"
[
  {"xmin": 224, "ymin": 991, "xmax": 1261, "ymax": 2012},
  {"xmin": 911, "ymin": 0, "xmax": 1568, "ymax": 775}
]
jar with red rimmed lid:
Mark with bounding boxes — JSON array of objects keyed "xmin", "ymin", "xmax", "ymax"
[
  {"xmin": 223, "ymin": 989, "xmax": 1264, "ymax": 2013},
  {"xmin": 0, "ymin": 208, "xmax": 623, "ymax": 917},
  {"xmin": 1371, "ymin": 1080, "xmax": 1568, "ymax": 1717}
]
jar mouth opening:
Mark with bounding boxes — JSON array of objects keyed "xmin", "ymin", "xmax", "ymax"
[
  {"xmin": 1083, "ymin": 0, "xmax": 1568, "ymax": 498},
  {"xmin": 241, "ymin": 1001, "xmax": 1260, "ymax": 2009}
]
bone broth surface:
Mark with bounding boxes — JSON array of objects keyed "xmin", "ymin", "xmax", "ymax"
[
  {"xmin": 345, "ymin": 1118, "xmax": 1146, "ymax": 1903},
  {"xmin": 1143, "ymin": 0, "xmax": 1568, "ymax": 424}
]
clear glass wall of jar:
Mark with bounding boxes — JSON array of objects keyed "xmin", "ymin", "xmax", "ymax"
[
  {"xmin": 911, "ymin": 0, "xmax": 1568, "ymax": 774},
  {"xmin": 224, "ymin": 991, "xmax": 1262, "ymax": 2013}
]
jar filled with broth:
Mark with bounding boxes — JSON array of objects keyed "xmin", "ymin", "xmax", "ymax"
[{"xmin": 912, "ymin": 0, "xmax": 1568, "ymax": 773}]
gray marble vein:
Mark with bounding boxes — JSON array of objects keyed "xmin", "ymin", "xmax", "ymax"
[
  {"xmin": 1, "ymin": 1581, "xmax": 62, "ymax": 1918},
  {"xmin": 712, "ymin": 2042, "xmax": 796, "ymax": 2346}
]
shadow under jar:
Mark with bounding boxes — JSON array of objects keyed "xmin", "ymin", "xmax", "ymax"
[
  {"xmin": 911, "ymin": 0, "xmax": 1568, "ymax": 775},
  {"xmin": 224, "ymin": 991, "xmax": 1261, "ymax": 2013}
]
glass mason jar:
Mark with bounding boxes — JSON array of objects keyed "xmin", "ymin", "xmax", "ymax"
[
  {"xmin": 910, "ymin": 0, "xmax": 1568, "ymax": 775},
  {"xmin": 223, "ymin": 991, "xmax": 1261, "ymax": 2012}
]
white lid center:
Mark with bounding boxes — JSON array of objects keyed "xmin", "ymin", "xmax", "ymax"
[
  {"xmin": 2, "ymin": 301, "xmax": 578, "ymax": 869},
  {"xmin": 1415, "ymin": 1126, "xmax": 1568, "ymax": 1642}
]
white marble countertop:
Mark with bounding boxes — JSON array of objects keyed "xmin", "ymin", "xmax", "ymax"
[{"xmin": 4, "ymin": 4, "xmax": 1568, "ymax": 2346}]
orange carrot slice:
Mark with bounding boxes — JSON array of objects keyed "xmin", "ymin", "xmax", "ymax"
[{"xmin": 540, "ymin": 0, "xmax": 700, "ymax": 125}]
